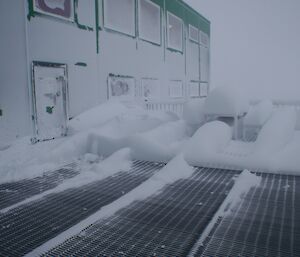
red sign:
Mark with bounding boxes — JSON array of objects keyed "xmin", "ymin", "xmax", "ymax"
[{"xmin": 35, "ymin": 0, "xmax": 72, "ymax": 19}]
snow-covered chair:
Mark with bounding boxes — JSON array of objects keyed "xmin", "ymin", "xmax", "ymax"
[
  {"xmin": 243, "ymin": 100, "xmax": 273, "ymax": 141},
  {"xmin": 203, "ymin": 86, "xmax": 249, "ymax": 140}
]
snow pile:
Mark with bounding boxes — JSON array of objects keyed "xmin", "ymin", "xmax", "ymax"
[
  {"xmin": 0, "ymin": 137, "xmax": 66, "ymax": 183},
  {"xmin": 1, "ymin": 149, "xmax": 132, "ymax": 214},
  {"xmin": 27, "ymin": 155, "xmax": 194, "ymax": 256},
  {"xmin": 184, "ymin": 121, "xmax": 232, "ymax": 166},
  {"xmin": 129, "ymin": 120, "xmax": 190, "ymax": 162},
  {"xmin": 254, "ymin": 108, "xmax": 297, "ymax": 154},
  {"xmin": 244, "ymin": 99, "xmax": 273, "ymax": 126},
  {"xmin": 271, "ymin": 131, "xmax": 300, "ymax": 173},
  {"xmin": 183, "ymin": 99, "xmax": 206, "ymax": 126},
  {"xmin": 86, "ymin": 114, "xmax": 163, "ymax": 156},
  {"xmin": 204, "ymin": 86, "xmax": 249, "ymax": 116},
  {"xmin": 68, "ymin": 100, "xmax": 129, "ymax": 134}
]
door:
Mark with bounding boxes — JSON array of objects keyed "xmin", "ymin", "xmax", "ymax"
[{"xmin": 32, "ymin": 62, "xmax": 68, "ymax": 141}]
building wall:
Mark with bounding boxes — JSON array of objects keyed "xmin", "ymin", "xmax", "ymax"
[
  {"xmin": 0, "ymin": 0, "xmax": 30, "ymax": 144},
  {"xmin": 0, "ymin": 0, "xmax": 210, "ymax": 143}
]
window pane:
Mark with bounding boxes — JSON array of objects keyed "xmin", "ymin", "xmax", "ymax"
[
  {"xmin": 190, "ymin": 82, "xmax": 200, "ymax": 97},
  {"xmin": 167, "ymin": 12, "xmax": 183, "ymax": 51},
  {"xmin": 142, "ymin": 78, "xmax": 160, "ymax": 99},
  {"xmin": 108, "ymin": 75, "xmax": 136, "ymax": 100},
  {"xmin": 104, "ymin": 0, "xmax": 135, "ymax": 36},
  {"xmin": 200, "ymin": 83, "xmax": 209, "ymax": 97},
  {"xmin": 189, "ymin": 25, "xmax": 199, "ymax": 43},
  {"xmin": 200, "ymin": 46, "xmax": 209, "ymax": 82},
  {"xmin": 139, "ymin": 0, "xmax": 161, "ymax": 44},
  {"xmin": 200, "ymin": 31, "xmax": 209, "ymax": 47}
]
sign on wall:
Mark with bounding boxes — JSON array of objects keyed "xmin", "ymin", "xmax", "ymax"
[
  {"xmin": 33, "ymin": 0, "xmax": 74, "ymax": 21},
  {"xmin": 108, "ymin": 75, "xmax": 136, "ymax": 101}
]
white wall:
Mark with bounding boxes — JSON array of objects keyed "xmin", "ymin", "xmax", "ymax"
[
  {"xmin": 27, "ymin": 3, "xmax": 99, "ymax": 118},
  {"xmin": 0, "ymin": 1, "xmax": 30, "ymax": 143}
]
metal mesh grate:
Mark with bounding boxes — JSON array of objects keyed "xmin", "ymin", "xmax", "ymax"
[
  {"xmin": 0, "ymin": 160, "xmax": 162, "ymax": 257},
  {"xmin": 199, "ymin": 173, "xmax": 300, "ymax": 257},
  {"xmin": 0, "ymin": 163, "xmax": 78, "ymax": 210},
  {"xmin": 43, "ymin": 168, "xmax": 239, "ymax": 257}
]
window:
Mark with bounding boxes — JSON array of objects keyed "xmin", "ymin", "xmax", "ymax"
[
  {"xmin": 139, "ymin": 0, "xmax": 161, "ymax": 45},
  {"xmin": 169, "ymin": 80, "xmax": 183, "ymax": 98},
  {"xmin": 189, "ymin": 82, "xmax": 200, "ymax": 97},
  {"xmin": 200, "ymin": 83, "xmax": 209, "ymax": 97},
  {"xmin": 167, "ymin": 12, "xmax": 183, "ymax": 51},
  {"xmin": 142, "ymin": 78, "xmax": 160, "ymax": 99},
  {"xmin": 189, "ymin": 25, "xmax": 199, "ymax": 43},
  {"xmin": 104, "ymin": 0, "xmax": 135, "ymax": 36},
  {"xmin": 33, "ymin": 0, "xmax": 74, "ymax": 21},
  {"xmin": 200, "ymin": 31, "xmax": 209, "ymax": 47},
  {"xmin": 108, "ymin": 75, "xmax": 136, "ymax": 100}
]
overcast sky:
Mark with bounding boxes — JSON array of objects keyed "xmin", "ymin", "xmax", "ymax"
[{"xmin": 184, "ymin": 0, "xmax": 300, "ymax": 101}]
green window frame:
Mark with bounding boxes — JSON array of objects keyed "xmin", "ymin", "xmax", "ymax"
[
  {"xmin": 103, "ymin": 0, "xmax": 136, "ymax": 37},
  {"xmin": 138, "ymin": 0, "xmax": 162, "ymax": 46},
  {"xmin": 166, "ymin": 11, "xmax": 183, "ymax": 53}
]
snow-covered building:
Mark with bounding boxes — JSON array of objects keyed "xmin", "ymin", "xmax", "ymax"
[{"xmin": 0, "ymin": 0, "xmax": 210, "ymax": 143}]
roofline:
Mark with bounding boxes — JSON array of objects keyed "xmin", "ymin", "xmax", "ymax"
[{"xmin": 179, "ymin": 0, "xmax": 210, "ymax": 24}]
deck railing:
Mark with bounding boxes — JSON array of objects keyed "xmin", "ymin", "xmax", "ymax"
[{"xmin": 144, "ymin": 99, "xmax": 186, "ymax": 118}]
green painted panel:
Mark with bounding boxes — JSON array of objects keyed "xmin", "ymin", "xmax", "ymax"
[
  {"xmin": 165, "ymin": 0, "xmax": 210, "ymax": 35},
  {"xmin": 165, "ymin": 0, "xmax": 184, "ymax": 20}
]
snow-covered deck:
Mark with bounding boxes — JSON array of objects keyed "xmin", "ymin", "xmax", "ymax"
[{"xmin": 0, "ymin": 161, "xmax": 299, "ymax": 256}]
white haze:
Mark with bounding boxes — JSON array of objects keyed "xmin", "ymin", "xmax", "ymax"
[{"xmin": 184, "ymin": 0, "xmax": 300, "ymax": 101}]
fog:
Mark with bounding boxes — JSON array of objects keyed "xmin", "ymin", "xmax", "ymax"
[{"xmin": 184, "ymin": 0, "xmax": 300, "ymax": 101}]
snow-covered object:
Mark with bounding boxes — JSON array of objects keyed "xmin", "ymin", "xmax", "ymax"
[
  {"xmin": 204, "ymin": 86, "xmax": 249, "ymax": 116},
  {"xmin": 244, "ymin": 99, "xmax": 273, "ymax": 126},
  {"xmin": 184, "ymin": 121, "xmax": 232, "ymax": 166},
  {"xmin": 254, "ymin": 108, "xmax": 297, "ymax": 154},
  {"xmin": 271, "ymin": 131, "xmax": 300, "ymax": 174},
  {"xmin": 182, "ymin": 99, "xmax": 206, "ymax": 125},
  {"xmin": 67, "ymin": 100, "xmax": 130, "ymax": 134},
  {"xmin": 129, "ymin": 121, "xmax": 189, "ymax": 162},
  {"xmin": 86, "ymin": 114, "xmax": 163, "ymax": 156},
  {"xmin": 27, "ymin": 155, "xmax": 194, "ymax": 256}
]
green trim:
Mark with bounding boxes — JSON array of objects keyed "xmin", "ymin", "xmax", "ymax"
[
  {"xmin": 27, "ymin": 0, "xmax": 35, "ymax": 20},
  {"xmin": 95, "ymin": 0, "xmax": 99, "ymax": 53},
  {"xmin": 74, "ymin": 0, "xmax": 94, "ymax": 31},
  {"xmin": 75, "ymin": 62, "xmax": 88, "ymax": 67}
]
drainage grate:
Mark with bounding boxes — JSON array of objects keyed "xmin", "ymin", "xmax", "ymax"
[
  {"xmin": 0, "ymin": 160, "xmax": 162, "ymax": 257},
  {"xmin": 199, "ymin": 173, "xmax": 300, "ymax": 257},
  {"xmin": 0, "ymin": 163, "xmax": 78, "ymax": 210},
  {"xmin": 43, "ymin": 168, "xmax": 239, "ymax": 257}
]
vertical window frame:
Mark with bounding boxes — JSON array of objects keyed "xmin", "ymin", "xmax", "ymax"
[
  {"xmin": 166, "ymin": 11, "xmax": 183, "ymax": 53},
  {"xmin": 138, "ymin": 0, "xmax": 162, "ymax": 46},
  {"xmin": 103, "ymin": 0, "xmax": 136, "ymax": 37}
]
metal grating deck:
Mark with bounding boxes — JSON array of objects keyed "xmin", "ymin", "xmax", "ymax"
[
  {"xmin": 0, "ymin": 163, "xmax": 78, "ymax": 210},
  {"xmin": 199, "ymin": 173, "xmax": 300, "ymax": 257},
  {"xmin": 0, "ymin": 160, "xmax": 162, "ymax": 257},
  {"xmin": 43, "ymin": 167, "xmax": 239, "ymax": 257}
]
